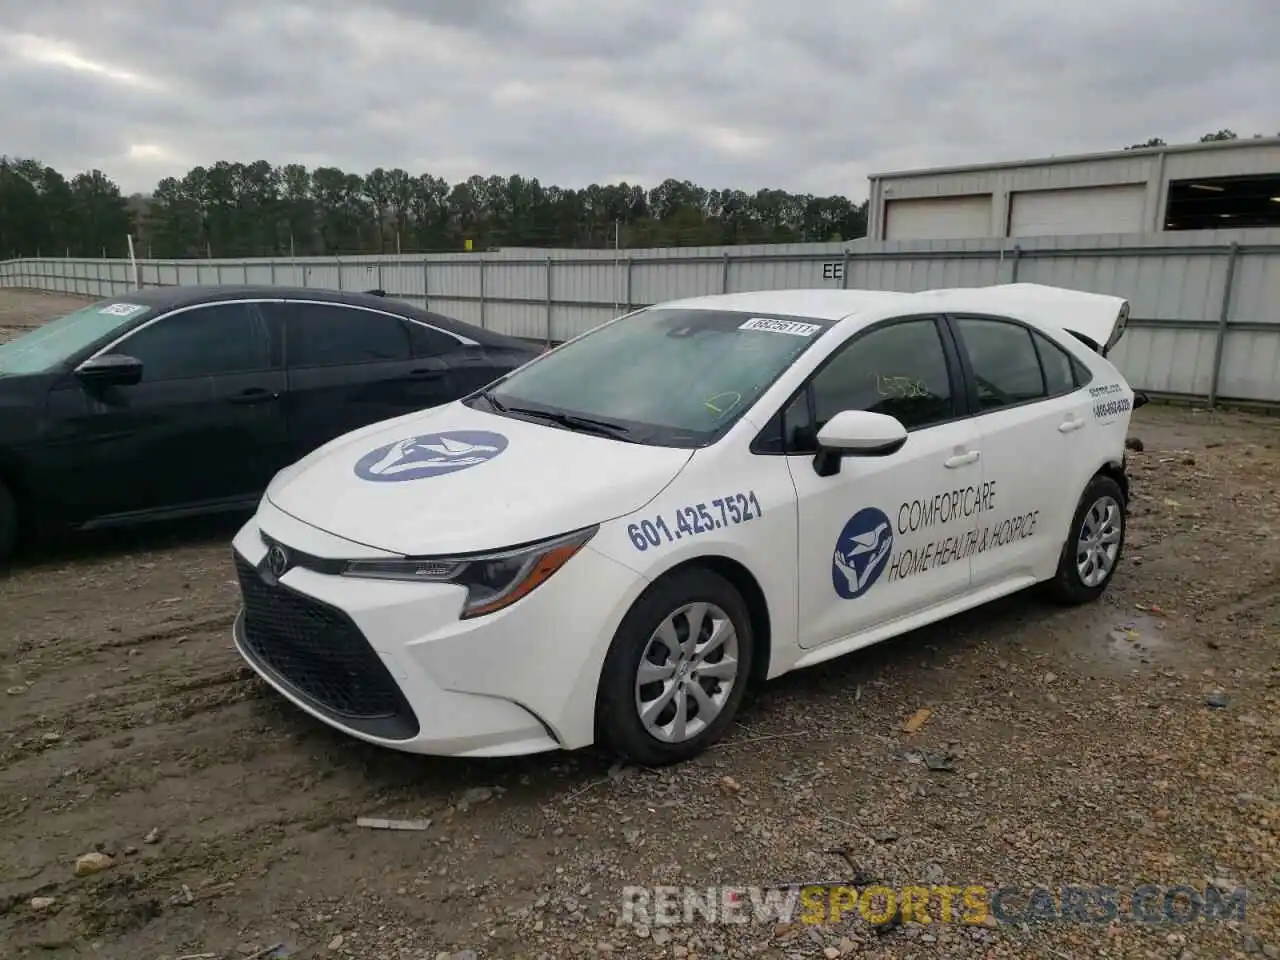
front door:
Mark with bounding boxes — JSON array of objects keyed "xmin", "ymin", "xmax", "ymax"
[
  {"xmin": 785, "ymin": 317, "xmax": 984, "ymax": 650},
  {"xmin": 44, "ymin": 300, "xmax": 288, "ymax": 523}
]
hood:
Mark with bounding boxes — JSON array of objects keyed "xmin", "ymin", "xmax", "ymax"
[
  {"xmin": 266, "ymin": 401, "xmax": 694, "ymax": 555},
  {"xmin": 922, "ymin": 283, "xmax": 1131, "ymax": 355}
]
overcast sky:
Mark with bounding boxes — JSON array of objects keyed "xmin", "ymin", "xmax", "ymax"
[{"xmin": 2, "ymin": 0, "xmax": 1277, "ymax": 200}]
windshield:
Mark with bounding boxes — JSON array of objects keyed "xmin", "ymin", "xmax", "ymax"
[
  {"xmin": 475, "ymin": 307, "xmax": 832, "ymax": 446},
  {"xmin": 0, "ymin": 300, "xmax": 152, "ymax": 376}
]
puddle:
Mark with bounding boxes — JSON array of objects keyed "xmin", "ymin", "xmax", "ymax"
[{"xmin": 1071, "ymin": 611, "xmax": 1183, "ymax": 678}]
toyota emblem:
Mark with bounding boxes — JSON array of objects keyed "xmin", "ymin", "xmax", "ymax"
[{"xmin": 266, "ymin": 544, "xmax": 290, "ymax": 578}]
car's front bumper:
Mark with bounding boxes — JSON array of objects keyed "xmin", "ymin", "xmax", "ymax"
[{"xmin": 230, "ymin": 501, "xmax": 647, "ymax": 757}]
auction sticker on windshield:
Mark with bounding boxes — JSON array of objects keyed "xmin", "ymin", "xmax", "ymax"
[
  {"xmin": 738, "ymin": 317, "xmax": 822, "ymax": 337},
  {"xmin": 98, "ymin": 303, "xmax": 148, "ymax": 317}
]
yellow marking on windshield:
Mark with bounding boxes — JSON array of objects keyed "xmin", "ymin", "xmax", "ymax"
[
  {"xmin": 876, "ymin": 374, "xmax": 930, "ymax": 399},
  {"xmin": 704, "ymin": 391, "xmax": 743, "ymax": 416}
]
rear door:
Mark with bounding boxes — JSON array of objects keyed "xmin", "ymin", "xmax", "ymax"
[
  {"xmin": 272, "ymin": 300, "xmax": 461, "ymax": 459},
  {"xmin": 946, "ymin": 314, "xmax": 1094, "ymax": 589},
  {"xmin": 43, "ymin": 300, "xmax": 288, "ymax": 521}
]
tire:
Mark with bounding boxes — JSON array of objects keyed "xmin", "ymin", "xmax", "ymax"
[
  {"xmin": 1044, "ymin": 473, "xmax": 1126, "ymax": 605},
  {"xmin": 596, "ymin": 567, "xmax": 754, "ymax": 766},
  {"xmin": 0, "ymin": 481, "xmax": 16, "ymax": 568}
]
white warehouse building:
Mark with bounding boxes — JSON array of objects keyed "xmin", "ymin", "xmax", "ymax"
[{"xmin": 866, "ymin": 136, "xmax": 1280, "ymax": 240}]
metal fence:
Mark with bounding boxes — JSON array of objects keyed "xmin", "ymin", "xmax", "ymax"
[{"xmin": 3, "ymin": 229, "xmax": 1279, "ymax": 405}]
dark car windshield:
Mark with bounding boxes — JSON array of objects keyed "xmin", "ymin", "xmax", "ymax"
[
  {"xmin": 0, "ymin": 300, "xmax": 153, "ymax": 376},
  {"xmin": 471, "ymin": 307, "xmax": 832, "ymax": 446}
]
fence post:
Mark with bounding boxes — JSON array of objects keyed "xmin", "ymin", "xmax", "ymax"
[
  {"xmin": 840, "ymin": 248, "xmax": 850, "ymax": 289},
  {"xmin": 1010, "ymin": 245, "xmax": 1022, "ymax": 284},
  {"xmin": 624, "ymin": 256, "xmax": 633, "ymax": 311},
  {"xmin": 721, "ymin": 252, "xmax": 731, "ymax": 293},
  {"xmin": 215, "ymin": 262, "xmax": 224, "ymax": 287},
  {"xmin": 479, "ymin": 257, "xmax": 486, "ymax": 328},
  {"xmin": 335, "ymin": 258, "xmax": 343, "ymax": 291},
  {"xmin": 545, "ymin": 256, "xmax": 554, "ymax": 346},
  {"xmin": 423, "ymin": 259, "xmax": 430, "ymax": 309},
  {"xmin": 377, "ymin": 260, "xmax": 384, "ymax": 292},
  {"xmin": 269, "ymin": 260, "xmax": 276, "ymax": 285},
  {"xmin": 1207, "ymin": 241, "xmax": 1241, "ymax": 410}
]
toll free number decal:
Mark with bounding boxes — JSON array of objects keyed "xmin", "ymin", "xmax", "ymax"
[
  {"xmin": 1089, "ymin": 383, "xmax": 1131, "ymax": 419},
  {"xmin": 628, "ymin": 492, "xmax": 763, "ymax": 551}
]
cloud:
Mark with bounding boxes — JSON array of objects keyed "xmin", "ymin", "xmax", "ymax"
[{"xmin": 1, "ymin": 0, "xmax": 1277, "ymax": 199}]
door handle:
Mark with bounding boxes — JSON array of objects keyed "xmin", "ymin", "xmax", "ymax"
[
  {"xmin": 1058, "ymin": 418, "xmax": 1085, "ymax": 434},
  {"xmin": 228, "ymin": 388, "xmax": 280, "ymax": 405},
  {"xmin": 944, "ymin": 450, "xmax": 980, "ymax": 468},
  {"xmin": 408, "ymin": 368, "xmax": 446, "ymax": 380}
]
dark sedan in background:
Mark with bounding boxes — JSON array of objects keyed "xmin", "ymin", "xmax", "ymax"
[{"xmin": 0, "ymin": 285, "xmax": 542, "ymax": 563}]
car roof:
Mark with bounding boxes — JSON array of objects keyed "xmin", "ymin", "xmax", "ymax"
[
  {"xmin": 657, "ymin": 283, "xmax": 1129, "ymax": 350},
  {"xmin": 99, "ymin": 285, "xmax": 524, "ymax": 347}
]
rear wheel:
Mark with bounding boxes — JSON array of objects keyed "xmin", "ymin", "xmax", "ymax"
[
  {"xmin": 596, "ymin": 567, "xmax": 753, "ymax": 766},
  {"xmin": 0, "ymin": 481, "xmax": 17, "ymax": 567},
  {"xmin": 1044, "ymin": 474, "xmax": 1126, "ymax": 604}
]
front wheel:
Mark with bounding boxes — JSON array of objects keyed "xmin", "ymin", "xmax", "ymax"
[
  {"xmin": 1044, "ymin": 474, "xmax": 1126, "ymax": 604},
  {"xmin": 595, "ymin": 568, "xmax": 753, "ymax": 766}
]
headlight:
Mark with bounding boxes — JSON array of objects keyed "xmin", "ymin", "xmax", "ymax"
[{"xmin": 340, "ymin": 526, "xmax": 598, "ymax": 619}]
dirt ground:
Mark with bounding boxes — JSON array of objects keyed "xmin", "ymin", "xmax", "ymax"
[{"xmin": 0, "ymin": 287, "xmax": 1277, "ymax": 960}]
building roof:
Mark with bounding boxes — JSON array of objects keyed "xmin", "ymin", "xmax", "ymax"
[{"xmin": 868, "ymin": 135, "xmax": 1280, "ymax": 181}]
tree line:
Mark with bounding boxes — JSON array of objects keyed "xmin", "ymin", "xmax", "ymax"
[
  {"xmin": 1125, "ymin": 129, "xmax": 1278, "ymax": 150},
  {"xmin": 0, "ymin": 157, "xmax": 868, "ymax": 261},
  {"xmin": 4, "ymin": 129, "xmax": 1273, "ymax": 261}
]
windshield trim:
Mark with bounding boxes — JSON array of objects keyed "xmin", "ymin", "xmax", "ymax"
[{"xmin": 462, "ymin": 307, "xmax": 840, "ymax": 449}]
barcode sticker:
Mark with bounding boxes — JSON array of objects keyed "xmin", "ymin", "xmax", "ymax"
[
  {"xmin": 99, "ymin": 302, "xmax": 147, "ymax": 317},
  {"xmin": 738, "ymin": 317, "xmax": 821, "ymax": 337}
]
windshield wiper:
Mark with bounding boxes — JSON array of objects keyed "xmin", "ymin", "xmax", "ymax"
[
  {"xmin": 503, "ymin": 405, "xmax": 634, "ymax": 440},
  {"xmin": 474, "ymin": 388, "xmax": 508, "ymax": 412}
]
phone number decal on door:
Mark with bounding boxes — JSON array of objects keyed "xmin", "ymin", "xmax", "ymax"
[{"xmin": 627, "ymin": 492, "xmax": 763, "ymax": 551}]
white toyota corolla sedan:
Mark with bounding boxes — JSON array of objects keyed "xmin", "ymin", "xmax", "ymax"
[{"xmin": 231, "ymin": 282, "xmax": 1142, "ymax": 765}]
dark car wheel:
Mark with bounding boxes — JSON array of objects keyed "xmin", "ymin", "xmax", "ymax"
[
  {"xmin": 0, "ymin": 480, "xmax": 17, "ymax": 567},
  {"xmin": 1044, "ymin": 473, "xmax": 1126, "ymax": 605},
  {"xmin": 595, "ymin": 567, "xmax": 753, "ymax": 766}
]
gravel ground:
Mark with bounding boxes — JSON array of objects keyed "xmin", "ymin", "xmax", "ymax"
[{"xmin": 0, "ymin": 287, "xmax": 1277, "ymax": 960}]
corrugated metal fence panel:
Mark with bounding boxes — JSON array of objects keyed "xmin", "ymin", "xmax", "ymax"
[{"xmin": 4, "ymin": 229, "xmax": 1280, "ymax": 402}]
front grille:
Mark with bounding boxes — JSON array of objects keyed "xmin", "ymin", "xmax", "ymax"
[{"xmin": 234, "ymin": 553, "xmax": 419, "ymax": 740}]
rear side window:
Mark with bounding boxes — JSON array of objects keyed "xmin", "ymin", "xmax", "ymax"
[
  {"xmin": 285, "ymin": 303, "xmax": 411, "ymax": 367},
  {"xmin": 408, "ymin": 322, "xmax": 460, "ymax": 357},
  {"xmin": 1032, "ymin": 331, "xmax": 1078, "ymax": 397},
  {"xmin": 956, "ymin": 317, "xmax": 1046, "ymax": 409}
]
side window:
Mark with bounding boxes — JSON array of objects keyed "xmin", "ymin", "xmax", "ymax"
[
  {"xmin": 286, "ymin": 304, "xmax": 412, "ymax": 367},
  {"xmin": 808, "ymin": 319, "xmax": 955, "ymax": 436},
  {"xmin": 956, "ymin": 318, "xmax": 1046, "ymax": 410},
  {"xmin": 120, "ymin": 303, "xmax": 273, "ymax": 381},
  {"xmin": 408, "ymin": 322, "xmax": 459, "ymax": 358},
  {"xmin": 1032, "ymin": 330, "xmax": 1078, "ymax": 397}
]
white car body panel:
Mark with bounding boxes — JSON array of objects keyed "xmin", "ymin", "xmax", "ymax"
[
  {"xmin": 265, "ymin": 399, "xmax": 692, "ymax": 555},
  {"xmin": 231, "ymin": 283, "xmax": 1137, "ymax": 758}
]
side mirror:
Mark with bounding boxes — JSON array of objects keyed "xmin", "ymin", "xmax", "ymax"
[
  {"xmin": 75, "ymin": 353, "xmax": 143, "ymax": 388},
  {"xmin": 813, "ymin": 410, "xmax": 908, "ymax": 477},
  {"xmin": 1133, "ymin": 391, "xmax": 1150, "ymax": 409}
]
